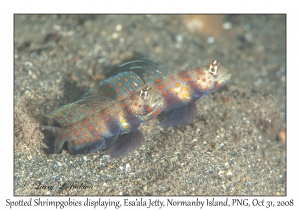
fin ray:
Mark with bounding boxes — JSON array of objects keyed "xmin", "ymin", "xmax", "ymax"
[
  {"xmin": 108, "ymin": 130, "xmax": 145, "ymax": 158},
  {"xmin": 159, "ymin": 102, "xmax": 197, "ymax": 128},
  {"xmin": 44, "ymin": 95, "xmax": 115, "ymax": 127},
  {"xmin": 120, "ymin": 59, "xmax": 175, "ymax": 85}
]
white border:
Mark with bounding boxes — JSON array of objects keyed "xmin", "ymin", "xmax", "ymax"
[{"xmin": 2, "ymin": 0, "xmax": 298, "ymax": 209}]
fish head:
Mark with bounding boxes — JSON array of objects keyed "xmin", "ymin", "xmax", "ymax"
[
  {"xmin": 195, "ymin": 60, "xmax": 231, "ymax": 92},
  {"xmin": 137, "ymin": 86, "xmax": 164, "ymax": 121}
]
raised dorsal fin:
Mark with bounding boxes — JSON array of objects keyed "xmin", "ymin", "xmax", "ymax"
[
  {"xmin": 44, "ymin": 95, "xmax": 115, "ymax": 127},
  {"xmin": 119, "ymin": 59, "xmax": 175, "ymax": 85}
]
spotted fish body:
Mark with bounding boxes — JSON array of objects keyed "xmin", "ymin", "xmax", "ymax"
[
  {"xmin": 130, "ymin": 60, "xmax": 231, "ymax": 128},
  {"xmin": 118, "ymin": 59, "xmax": 232, "ymax": 128},
  {"xmin": 41, "ymin": 85, "xmax": 164, "ymax": 157}
]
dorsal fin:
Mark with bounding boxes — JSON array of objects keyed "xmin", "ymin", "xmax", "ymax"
[
  {"xmin": 82, "ymin": 71, "xmax": 146, "ymax": 101},
  {"xmin": 119, "ymin": 59, "xmax": 175, "ymax": 85},
  {"xmin": 44, "ymin": 95, "xmax": 115, "ymax": 127}
]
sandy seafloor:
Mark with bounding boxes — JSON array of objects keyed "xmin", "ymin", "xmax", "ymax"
[{"xmin": 14, "ymin": 15, "xmax": 286, "ymax": 196}]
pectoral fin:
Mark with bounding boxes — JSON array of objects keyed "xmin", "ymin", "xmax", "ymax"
[
  {"xmin": 108, "ymin": 130, "xmax": 145, "ymax": 158},
  {"xmin": 159, "ymin": 102, "xmax": 197, "ymax": 128}
]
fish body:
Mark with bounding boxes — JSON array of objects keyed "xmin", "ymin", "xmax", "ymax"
[
  {"xmin": 41, "ymin": 85, "xmax": 163, "ymax": 157},
  {"xmin": 119, "ymin": 59, "xmax": 231, "ymax": 128},
  {"xmin": 41, "ymin": 59, "xmax": 230, "ymax": 157}
]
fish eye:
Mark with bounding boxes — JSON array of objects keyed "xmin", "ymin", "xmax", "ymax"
[
  {"xmin": 209, "ymin": 65, "xmax": 218, "ymax": 75},
  {"xmin": 140, "ymin": 89, "xmax": 149, "ymax": 99}
]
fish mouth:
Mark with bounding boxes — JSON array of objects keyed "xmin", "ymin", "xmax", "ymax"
[
  {"xmin": 151, "ymin": 96, "xmax": 164, "ymax": 109},
  {"xmin": 217, "ymin": 66, "xmax": 231, "ymax": 84}
]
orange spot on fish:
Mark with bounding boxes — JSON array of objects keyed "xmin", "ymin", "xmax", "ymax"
[
  {"xmin": 185, "ymin": 77, "xmax": 191, "ymax": 81},
  {"xmin": 109, "ymin": 84, "xmax": 112, "ymax": 88},
  {"xmin": 180, "ymin": 78, "xmax": 183, "ymax": 81},
  {"xmin": 97, "ymin": 136, "xmax": 101, "ymax": 140},
  {"xmin": 134, "ymin": 102, "xmax": 138, "ymax": 106},
  {"xmin": 100, "ymin": 129, "xmax": 105, "ymax": 133},
  {"xmin": 66, "ymin": 133, "xmax": 71, "ymax": 138},
  {"xmin": 124, "ymin": 87, "xmax": 128, "ymax": 91},
  {"xmin": 72, "ymin": 107, "xmax": 75, "ymax": 111},
  {"xmin": 150, "ymin": 76, "xmax": 153, "ymax": 79},
  {"xmin": 125, "ymin": 78, "xmax": 129, "ymax": 82},
  {"xmin": 83, "ymin": 138, "xmax": 87, "ymax": 143},
  {"xmin": 170, "ymin": 87, "xmax": 174, "ymax": 91},
  {"xmin": 96, "ymin": 121, "xmax": 100, "ymax": 125},
  {"xmin": 119, "ymin": 95, "xmax": 124, "ymax": 99},
  {"xmin": 202, "ymin": 78, "xmax": 206, "ymax": 82},
  {"xmin": 167, "ymin": 81, "xmax": 170, "ymax": 85},
  {"xmin": 169, "ymin": 75, "xmax": 173, "ymax": 79},
  {"xmin": 158, "ymin": 85, "xmax": 163, "ymax": 90},
  {"xmin": 122, "ymin": 103, "xmax": 126, "ymax": 107},
  {"xmin": 176, "ymin": 83, "xmax": 180, "ymax": 87},
  {"xmin": 115, "ymin": 109, "xmax": 119, "ymax": 113},
  {"xmin": 75, "ymin": 130, "xmax": 80, "ymax": 136},
  {"xmin": 89, "ymin": 138, "xmax": 94, "ymax": 142},
  {"xmin": 106, "ymin": 117, "xmax": 109, "ymax": 121},
  {"xmin": 77, "ymin": 140, "xmax": 81, "ymax": 145},
  {"xmin": 88, "ymin": 125, "xmax": 93, "ymax": 130},
  {"xmin": 163, "ymin": 91, "xmax": 168, "ymax": 95},
  {"xmin": 118, "ymin": 82, "xmax": 122, "ymax": 87},
  {"xmin": 80, "ymin": 128, "xmax": 84, "ymax": 132},
  {"xmin": 156, "ymin": 78, "xmax": 161, "ymax": 83},
  {"xmin": 116, "ymin": 89, "xmax": 119, "ymax": 93},
  {"xmin": 79, "ymin": 109, "xmax": 83, "ymax": 113}
]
